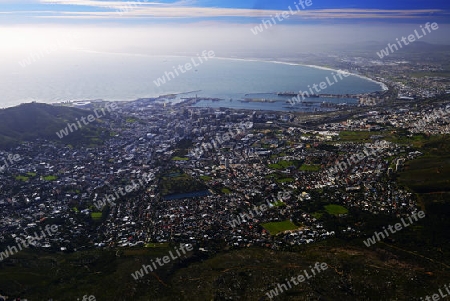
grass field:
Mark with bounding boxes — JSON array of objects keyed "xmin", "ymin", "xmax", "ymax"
[
  {"xmin": 90, "ymin": 212, "xmax": 102, "ymax": 219},
  {"xmin": 261, "ymin": 220, "xmax": 298, "ymax": 235},
  {"xmin": 411, "ymin": 71, "xmax": 450, "ymax": 78},
  {"xmin": 324, "ymin": 204, "xmax": 349, "ymax": 215},
  {"xmin": 271, "ymin": 200, "xmax": 286, "ymax": 207},
  {"xmin": 221, "ymin": 187, "xmax": 232, "ymax": 194},
  {"xmin": 299, "ymin": 164, "xmax": 321, "ymax": 172},
  {"xmin": 398, "ymin": 156, "xmax": 450, "ymax": 192},
  {"xmin": 391, "ymin": 135, "xmax": 450, "ymax": 262},
  {"xmin": 276, "ymin": 177, "xmax": 294, "ymax": 183},
  {"xmin": 265, "ymin": 172, "xmax": 296, "ymax": 184},
  {"xmin": 268, "ymin": 160, "xmax": 299, "ymax": 170},
  {"xmin": 15, "ymin": 175, "xmax": 29, "ymax": 181},
  {"xmin": 397, "ymin": 135, "xmax": 450, "ymax": 192},
  {"xmin": 159, "ymin": 169, "xmax": 208, "ymax": 196},
  {"xmin": 339, "ymin": 130, "xmax": 430, "ymax": 147},
  {"xmin": 339, "ymin": 131, "xmax": 381, "ymax": 142},
  {"xmin": 172, "ymin": 156, "xmax": 189, "ymax": 161}
]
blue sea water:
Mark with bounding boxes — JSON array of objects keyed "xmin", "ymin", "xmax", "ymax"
[{"xmin": 0, "ymin": 50, "xmax": 383, "ymax": 111}]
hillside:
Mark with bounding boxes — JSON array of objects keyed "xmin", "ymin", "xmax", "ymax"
[
  {"xmin": 1, "ymin": 240, "xmax": 450, "ymax": 300},
  {"xmin": 0, "ymin": 102, "xmax": 112, "ymax": 149}
]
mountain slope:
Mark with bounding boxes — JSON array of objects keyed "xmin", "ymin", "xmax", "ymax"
[{"xmin": 0, "ymin": 102, "xmax": 112, "ymax": 149}]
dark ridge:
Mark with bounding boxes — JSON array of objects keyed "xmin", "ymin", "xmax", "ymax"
[{"xmin": 0, "ymin": 102, "xmax": 111, "ymax": 149}]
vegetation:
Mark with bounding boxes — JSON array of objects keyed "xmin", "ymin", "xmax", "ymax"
[
  {"xmin": 43, "ymin": 175, "xmax": 58, "ymax": 181},
  {"xmin": 395, "ymin": 135, "xmax": 450, "ymax": 257},
  {"xmin": 270, "ymin": 200, "xmax": 286, "ymax": 207},
  {"xmin": 0, "ymin": 102, "xmax": 112, "ymax": 149},
  {"xmin": 338, "ymin": 130, "xmax": 380, "ymax": 142},
  {"xmin": 261, "ymin": 220, "xmax": 298, "ymax": 235},
  {"xmin": 221, "ymin": 187, "xmax": 232, "ymax": 194},
  {"xmin": 338, "ymin": 130, "xmax": 429, "ymax": 147},
  {"xmin": 171, "ymin": 138, "xmax": 194, "ymax": 158},
  {"xmin": 2, "ymin": 103, "xmax": 450, "ymax": 300},
  {"xmin": 172, "ymin": 156, "xmax": 189, "ymax": 161},
  {"xmin": 312, "ymin": 212, "xmax": 323, "ymax": 219},
  {"xmin": 324, "ymin": 204, "xmax": 349, "ymax": 215},
  {"xmin": 14, "ymin": 175, "xmax": 29, "ymax": 181},
  {"xmin": 159, "ymin": 169, "xmax": 208, "ymax": 197},
  {"xmin": 90, "ymin": 212, "xmax": 102, "ymax": 220},
  {"xmin": 2, "ymin": 243, "xmax": 450, "ymax": 300},
  {"xmin": 200, "ymin": 175, "xmax": 212, "ymax": 181},
  {"xmin": 268, "ymin": 160, "xmax": 300, "ymax": 170},
  {"xmin": 397, "ymin": 135, "xmax": 450, "ymax": 192},
  {"xmin": 276, "ymin": 177, "xmax": 294, "ymax": 183},
  {"xmin": 299, "ymin": 164, "xmax": 321, "ymax": 172},
  {"xmin": 265, "ymin": 172, "xmax": 295, "ymax": 184}
]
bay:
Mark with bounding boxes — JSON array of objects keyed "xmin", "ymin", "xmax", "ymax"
[{"xmin": 0, "ymin": 50, "xmax": 384, "ymax": 111}]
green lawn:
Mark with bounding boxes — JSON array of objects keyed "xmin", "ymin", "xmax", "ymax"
[
  {"xmin": 159, "ymin": 169, "xmax": 208, "ymax": 196},
  {"xmin": 299, "ymin": 164, "xmax": 321, "ymax": 172},
  {"xmin": 339, "ymin": 130, "xmax": 429, "ymax": 147},
  {"xmin": 172, "ymin": 156, "xmax": 189, "ymax": 161},
  {"xmin": 271, "ymin": 200, "xmax": 286, "ymax": 207},
  {"xmin": 396, "ymin": 135, "xmax": 450, "ymax": 193},
  {"xmin": 15, "ymin": 175, "xmax": 29, "ymax": 181},
  {"xmin": 90, "ymin": 212, "xmax": 102, "ymax": 219},
  {"xmin": 43, "ymin": 175, "xmax": 58, "ymax": 181},
  {"xmin": 276, "ymin": 177, "xmax": 294, "ymax": 183},
  {"xmin": 339, "ymin": 131, "xmax": 381, "ymax": 142},
  {"xmin": 221, "ymin": 187, "xmax": 232, "ymax": 194},
  {"xmin": 261, "ymin": 220, "xmax": 298, "ymax": 235},
  {"xmin": 312, "ymin": 212, "xmax": 324, "ymax": 220},
  {"xmin": 324, "ymin": 204, "xmax": 348, "ymax": 215},
  {"xmin": 268, "ymin": 160, "xmax": 299, "ymax": 170},
  {"xmin": 265, "ymin": 173, "xmax": 295, "ymax": 184}
]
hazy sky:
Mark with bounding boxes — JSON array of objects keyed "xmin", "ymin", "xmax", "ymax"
[
  {"xmin": 0, "ymin": 0, "xmax": 448, "ymax": 108},
  {"xmin": 0, "ymin": 0, "xmax": 449, "ymax": 57}
]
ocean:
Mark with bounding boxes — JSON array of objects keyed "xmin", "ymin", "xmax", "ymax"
[{"xmin": 0, "ymin": 50, "xmax": 384, "ymax": 111}]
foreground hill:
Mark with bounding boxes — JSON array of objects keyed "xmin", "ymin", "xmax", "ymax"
[
  {"xmin": 1, "ymin": 240, "xmax": 449, "ymax": 300},
  {"xmin": 0, "ymin": 102, "xmax": 113, "ymax": 149}
]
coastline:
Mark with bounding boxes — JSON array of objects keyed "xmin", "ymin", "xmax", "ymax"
[
  {"xmin": 304, "ymin": 66, "xmax": 389, "ymax": 92},
  {"xmin": 1, "ymin": 54, "xmax": 388, "ymax": 109},
  {"xmin": 213, "ymin": 56, "xmax": 388, "ymax": 92}
]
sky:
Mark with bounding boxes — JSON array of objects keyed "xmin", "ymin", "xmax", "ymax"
[
  {"xmin": 0, "ymin": 0, "xmax": 448, "ymax": 22},
  {"xmin": 0, "ymin": 0, "xmax": 449, "ymax": 58}
]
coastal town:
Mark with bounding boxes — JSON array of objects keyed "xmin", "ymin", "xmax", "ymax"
[
  {"xmin": 0, "ymin": 47, "xmax": 448, "ymax": 299},
  {"xmin": 1, "ymin": 0, "xmax": 450, "ymax": 298},
  {"xmin": 0, "ymin": 87, "xmax": 443, "ymax": 254}
]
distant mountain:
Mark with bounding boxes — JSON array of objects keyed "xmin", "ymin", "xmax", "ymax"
[
  {"xmin": 0, "ymin": 102, "xmax": 112, "ymax": 149},
  {"xmin": 363, "ymin": 40, "xmax": 450, "ymax": 51}
]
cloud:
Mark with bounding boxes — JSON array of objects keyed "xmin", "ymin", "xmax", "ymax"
[
  {"xmin": 41, "ymin": 0, "xmax": 195, "ymax": 9},
  {"xmin": 0, "ymin": 0, "xmax": 38, "ymax": 3},
  {"xmin": 32, "ymin": 0, "xmax": 442, "ymax": 20},
  {"xmin": 34, "ymin": 5, "xmax": 442, "ymax": 20}
]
